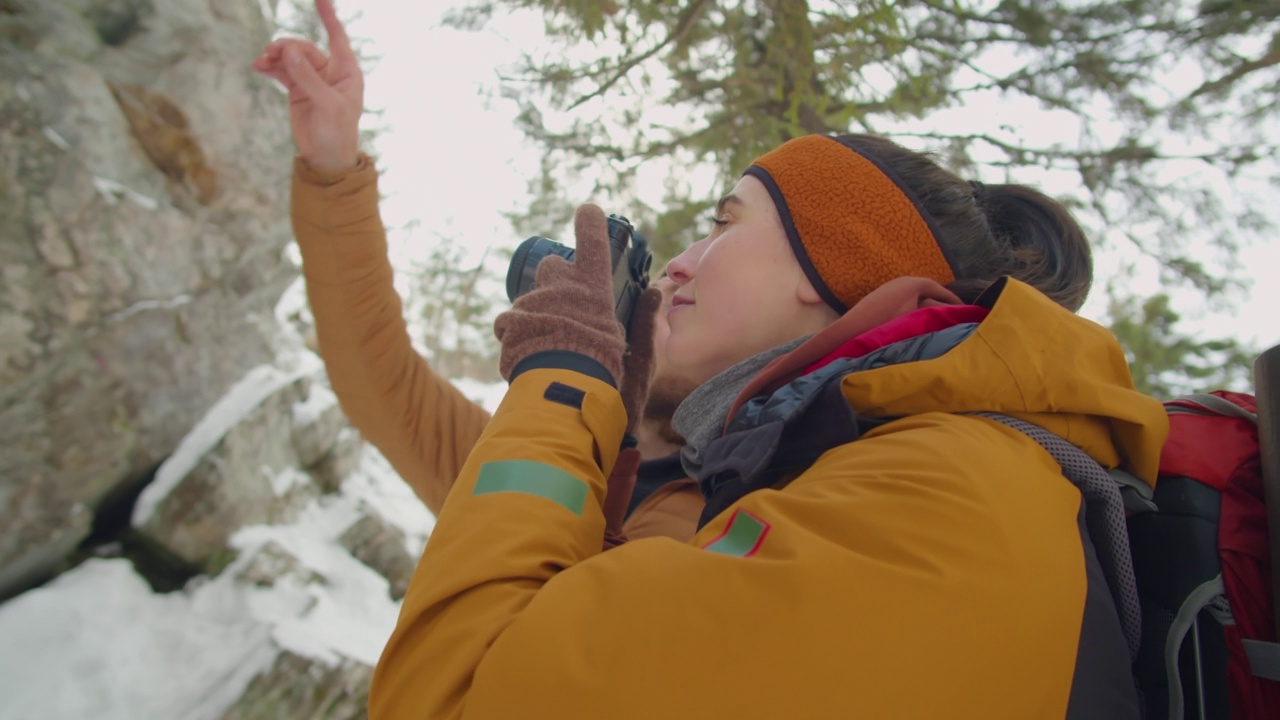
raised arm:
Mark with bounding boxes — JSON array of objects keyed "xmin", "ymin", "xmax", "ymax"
[{"xmin": 254, "ymin": 0, "xmax": 490, "ymax": 513}]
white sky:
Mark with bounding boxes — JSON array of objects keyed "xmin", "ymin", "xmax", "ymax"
[{"xmin": 325, "ymin": 3, "xmax": 1279, "ymax": 354}]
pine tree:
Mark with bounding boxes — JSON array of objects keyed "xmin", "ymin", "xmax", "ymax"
[
  {"xmin": 1107, "ymin": 286, "xmax": 1256, "ymax": 397},
  {"xmin": 449, "ymin": 0, "xmax": 1276, "ymax": 387}
]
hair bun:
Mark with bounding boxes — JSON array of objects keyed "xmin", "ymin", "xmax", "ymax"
[{"xmin": 979, "ymin": 184, "xmax": 1093, "ymax": 311}]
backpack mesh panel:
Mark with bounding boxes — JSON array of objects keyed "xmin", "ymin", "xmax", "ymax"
[{"xmin": 977, "ymin": 413, "xmax": 1143, "ymax": 660}]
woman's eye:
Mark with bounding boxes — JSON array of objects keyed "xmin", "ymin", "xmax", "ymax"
[{"xmin": 710, "ymin": 216, "xmax": 728, "ymax": 228}]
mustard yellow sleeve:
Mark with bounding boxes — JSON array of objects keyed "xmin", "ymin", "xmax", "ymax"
[
  {"xmin": 368, "ymin": 368, "xmax": 626, "ymax": 720},
  {"xmin": 290, "ymin": 156, "xmax": 491, "ymax": 514}
]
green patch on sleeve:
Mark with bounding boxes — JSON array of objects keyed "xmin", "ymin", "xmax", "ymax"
[{"xmin": 473, "ymin": 460, "xmax": 589, "ymax": 516}]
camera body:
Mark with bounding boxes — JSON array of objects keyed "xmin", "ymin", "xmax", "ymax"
[{"xmin": 506, "ymin": 214, "xmax": 654, "ymax": 336}]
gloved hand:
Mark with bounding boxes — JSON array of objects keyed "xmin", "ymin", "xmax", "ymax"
[{"xmin": 494, "ymin": 203, "xmax": 661, "ymax": 433}]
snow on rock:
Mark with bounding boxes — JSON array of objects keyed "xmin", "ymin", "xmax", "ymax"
[
  {"xmin": 292, "ymin": 381, "xmax": 338, "ymax": 429},
  {"xmin": 291, "ymin": 382, "xmax": 345, "ymax": 467},
  {"xmin": 133, "ymin": 364, "xmax": 313, "ymax": 527},
  {"xmin": 225, "ymin": 447, "xmax": 431, "ymax": 667}
]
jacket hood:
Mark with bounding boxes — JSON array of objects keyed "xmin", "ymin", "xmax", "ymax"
[{"xmin": 732, "ymin": 277, "xmax": 1168, "ymax": 486}]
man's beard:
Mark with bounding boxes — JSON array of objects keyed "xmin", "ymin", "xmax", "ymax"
[{"xmin": 643, "ymin": 374, "xmax": 697, "ymax": 445}]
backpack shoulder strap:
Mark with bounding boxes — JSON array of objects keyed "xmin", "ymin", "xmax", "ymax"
[
  {"xmin": 1254, "ymin": 345, "xmax": 1280, "ymax": 680},
  {"xmin": 1170, "ymin": 393, "xmax": 1259, "ymax": 423},
  {"xmin": 975, "ymin": 412, "xmax": 1142, "ymax": 661}
]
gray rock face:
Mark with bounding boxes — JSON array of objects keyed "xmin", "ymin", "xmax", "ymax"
[
  {"xmin": 218, "ymin": 651, "xmax": 372, "ymax": 720},
  {"xmin": 0, "ymin": 0, "xmax": 296, "ymax": 598},
  {"xmin": 339, "ymin": 512, "xmax": 416, "ymax": 601},
  {"xmin": 130, "ymin": 368, "xmax": 322, "ymax": 571},
  {"xmin": 132, "ymin": 369, "xmax": 358, "ymax": 573}
]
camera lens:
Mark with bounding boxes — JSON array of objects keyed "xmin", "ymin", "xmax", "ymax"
[{"xmin": 505, "ymin": 236, "xmax": 576, "ymax": 302}]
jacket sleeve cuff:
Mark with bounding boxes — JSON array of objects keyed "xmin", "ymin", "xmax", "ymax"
[
  {"xmin": 290, "ymin": 153, "xmax": 387, "ymax": 285},
  {"xmin": 509, "ymin": 351, "xmax": 617, "ymax": 389},
  {"xmin": 293, "ymin": 153, "xmax": 376, "ymax": 188}
]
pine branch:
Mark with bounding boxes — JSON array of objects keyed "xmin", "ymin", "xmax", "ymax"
[{"xmin": 567, "ymin": 0, "xmax": 713, "ymax": 110}]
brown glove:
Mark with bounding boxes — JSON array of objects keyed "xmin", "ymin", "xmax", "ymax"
[
  {"xmin": 494, "ymin": 205, "xmax": 662, "ymax": 433},
  {"xmin": 495, "ymin": 204, "xmax": 627, "ymax": 387}
]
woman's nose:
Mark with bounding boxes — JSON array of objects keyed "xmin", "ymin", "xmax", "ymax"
[{"xmin": 664, "ymin": 239, "xmax": 704, "ymax": 285}]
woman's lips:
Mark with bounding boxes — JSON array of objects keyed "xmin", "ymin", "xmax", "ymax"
[{"xmin": 669, "ymin": 295, "xmax": 694, "ymax": 317}]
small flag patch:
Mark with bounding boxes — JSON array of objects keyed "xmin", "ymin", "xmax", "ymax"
[{"xmin": 702, "ymin": 509, "xmax": 770, "ymax": 557}]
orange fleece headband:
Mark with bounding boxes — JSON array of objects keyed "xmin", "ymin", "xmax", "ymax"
[{"xmin": 745, "ymin": 135, "xmax": 957, "ymax": 313}]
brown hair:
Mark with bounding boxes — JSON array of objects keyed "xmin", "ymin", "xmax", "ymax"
[{"xmin": 836, "ymin": 134, "xmax": 1093, "ymax": 312}]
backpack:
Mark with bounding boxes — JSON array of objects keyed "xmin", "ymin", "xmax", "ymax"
[
  {"xmin": 1128, "ymin": 391, "xmax": 1280, "ymax": 719},
  {"xmin": 993, "ymin": 371, "xmax": 1280, "ymax": 719}
]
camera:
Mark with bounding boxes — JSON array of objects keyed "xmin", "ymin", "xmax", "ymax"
[{"xmin": 506, "ymin": 214, "xmax": 654, "ymax": 337}]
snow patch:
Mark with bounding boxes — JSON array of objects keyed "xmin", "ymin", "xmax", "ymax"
[
  {"xmin": 345, "ymin": 447, "xmax": 436, "ymax": 553},
  {"xmin": 92, "ymin": 176, "xmax": 160, "ymax": 211},
  {"xmin": 225, "ymin": 446, "xmax": 432, "ymax": 665},
  {"xmin": 273, "ymin": 274, "xmax": 310, "ymax": 327},
  {"xmin": 292, "ymin": 383, "xmax": 338, "ymax": 428},
  {"xmin": 103, "ymin": 294, "xmax": 193, "ymax": 325},
  {"xmin": 42, "ymin": 126, "xmax": 71, "ymax": 151},
  {"xmin": 268, "ymin": 466, "xmax": 311, "ymax": 497},
  {"xmin": 0, "ymin": 559, "xmax": 277, "ymax": 720}
]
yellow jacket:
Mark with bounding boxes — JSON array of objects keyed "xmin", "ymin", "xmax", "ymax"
[
  {"xmin": 289, "ymin": 156, "xmax": 701, "ymax": 541},
  {"xmin": 368, "ymin": 236, "xmax": 1167, "ymax": 719}
]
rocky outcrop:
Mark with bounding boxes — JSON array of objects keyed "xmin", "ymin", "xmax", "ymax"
[
  {"xmin": 339, "ymin": 512, "xmax": 416, "ymax": 601},
  {"xmin": 0, "ymin": 3, "xmax": 453, "ymax": 718},
  {"xmin": 218, "ymin": 651, "xmax": 373, "ymax": 720},
  {"xmin": 131, "ymin": 367, "xmax": 362, "ymax": 573},
  {"xmin": 0, "ymin": 0, "xmax": 296, "ymax": 599}
]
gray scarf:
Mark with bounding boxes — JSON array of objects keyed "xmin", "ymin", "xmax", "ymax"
[{"xmin": 672, "ymin": 337, "xmax": 807, "ymax": 480}]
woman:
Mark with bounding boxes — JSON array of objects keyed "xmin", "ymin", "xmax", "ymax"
[
  {"xmin": 372, "ymin": 149, "xmax": 1169, "ymax": 718},
  {"xmin": 258, "ymin": 5, "xmax": 1168, "ymax": 718}
]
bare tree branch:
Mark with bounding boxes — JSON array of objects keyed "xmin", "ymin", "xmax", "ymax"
[{"xmin": 1188, "ymin": 45, "xmax": 1280, "ymax": 99}]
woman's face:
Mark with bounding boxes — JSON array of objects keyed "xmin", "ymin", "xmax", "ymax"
[
  {"xmin": 663, "ymin": 174, "xmax": 837, "ymax": 385},
  {"xmin": 644, "ymin": 273, "xmax": 701, "ymax": 412}
]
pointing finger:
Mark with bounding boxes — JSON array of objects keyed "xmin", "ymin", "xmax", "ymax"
[
  {"xmin": 316, "ymin": 0, "xmax": 356, "ymax": 67},
  {"xmin": 572, "ymin": 203, "xmax": 615, "ymax": 279}
]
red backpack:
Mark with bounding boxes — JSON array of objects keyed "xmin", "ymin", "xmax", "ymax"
[
  {"xmin": 1127, "ymin": 378, "xmax": 1280, "ymax": 718},
  {"xmin": 993, "ymin": 347, "xmax": 1280, "ymax": 719}
]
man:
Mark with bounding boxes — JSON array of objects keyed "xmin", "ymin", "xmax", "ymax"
[{"xmin": 253, "ymin": 1, "xmax": 702, "ymax": 540}]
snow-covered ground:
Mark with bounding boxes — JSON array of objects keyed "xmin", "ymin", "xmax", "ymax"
[{"xmin": 0, "ymin": 442, "xmax": 437, "ymax": 720}]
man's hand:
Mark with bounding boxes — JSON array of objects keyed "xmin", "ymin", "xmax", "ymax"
[{"xmin": 251, "ymin": 0, "xmax": 363, "ymax": 170}]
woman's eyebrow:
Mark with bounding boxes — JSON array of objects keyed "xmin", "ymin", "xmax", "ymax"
[{"xmin": 715, "ymin": 193, "xmax": 744, "ymax": 216}]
